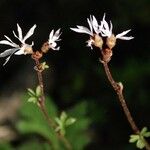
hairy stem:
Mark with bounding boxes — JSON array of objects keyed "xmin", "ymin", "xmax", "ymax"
[
  {"xmin": 101, "ymin": 61, "xmax": 150, "ymax": 150},
  {"xmin": 34, "ymin": 58, "xmax": 72, "ymax": 150}
]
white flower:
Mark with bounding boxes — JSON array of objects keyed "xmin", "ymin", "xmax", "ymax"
[
  {"xmin": 48, "ymin": 29, "xmax": 61, "ymax": 50},
  {"xmin": 100, "ymin": 13, "xmax": 134, "ymax": 40},
  {"xmin": 70, "ymin": 15, "xmax": 103, "ymax": 49},
  {"xmin": 70, "ymin": 15, "xmax": 101, "ymax": 36},
  {"xmin": 0, "ymin": 24, "xmax": 36, "ymax": 65}
]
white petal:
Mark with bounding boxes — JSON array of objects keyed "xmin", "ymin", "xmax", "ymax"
[
  {"xmin": 92, "ymin": 15, "xmax": 100, "ymax": 34},
  {"xmin": 53, "ymin": 29, "xmax": 61, "ymax": 41},
  {"xmin": 23, "ymin": 24, "xmax": 36, "ymax": 43},
  {"xmin": 49, "ymin": 30, "xmax": 54, "ymax": 41},
  {"xmin": 4, "ymin": 35, "xmax": 14, "ymax": 43},
  {"xmin": 55, "ymin": 28, "xmax": 61, "ymax": 36},
  {"xmin": 13, "ymin": 31, "xmax": 19, "ymax": 40},
  {"xmin": 116, "ymin": 36, "xmax": 134, "ymax": 40},
  {"xmin": 92, "ymin": 15, "xmax": 98, "ymax": 27},
  {"xmin": 103, "ymin": 19, "xmax": 109, "ymax": 31},
  {"xmin": 3, "ymin": 56, "xmax": 11, "ymax": 66},
  {"xmin": 0, "ymin": 40, "xmax": 18, "ymax": 47},
  {"xmin": 77, "ymin": 25, "xmax": 92, "ymax": 34},
  {"xmin": 116, "ymin": 29, "xmax": 131, "ymax": 38},
  {"xmin": 14, "ymin": 49, "xmax": 24, "ymax": 55},
  {"xmin": 87, "ymin": 17, "xmax": 93, "ymax": 34},
  {"xmin": 1, "ymin": 48, "xmax": 19, "ymax": 66},
  {"xmin": 0, "ymin": 48, "xmax": 19, "ymax": 57},
  {"xmin": 17, "ymin": 24, "xmax": 23, "ymax": 41},
  {"xmin": 70, "ymin": 26, "xmax": 92, "ymax": 35},
  {"xmin": 109, "ymin": 21, "xmax": 113, "ymax": 34},
  {"xmin": 86, "ymin": 39, "xmax": 94, "ymax": 50}
]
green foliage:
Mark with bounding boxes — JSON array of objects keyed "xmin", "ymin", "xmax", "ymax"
[
  {"xmin": 16, "ymin": 140, "xmax": 51, "ymax": 150},
  {"xmin": 16, "ymin": 95, "xmax": 59, "ymax": 150},
  {"xmin": 129, "ymin": 127, "xmax": 150, "ymax": 149},
  {"xmin": 0, "ymin": 143, "xmax": 14, "ymax": 150},
  {"xmin": 66, "ymin": 101, "xmax": 91, "ymax": 150},
  {"xmin": 27, "ymin": 86, "xmax": 42, "ymax": 103},
  {"xmin": 55, "ymin": 111, "xmax": 76, "ymax": 136},
  {"xmin": 15, "ymin": 95, "xmax": 90, "ymax": 150},
  {"xmin": 41, "ymin": 62, "xmax": 49, "ymax": 70}
]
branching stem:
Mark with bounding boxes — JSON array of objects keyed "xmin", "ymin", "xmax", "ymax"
[{"xmin": 33, "ymin": 58, "xmax": 72, "ymax": 150}]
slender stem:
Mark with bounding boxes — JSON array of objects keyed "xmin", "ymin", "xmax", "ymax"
[
  {"xmin": 102, "ymin": 62, "xmax": 139, "ymax": 133},
  {"xmin": 34, "ymin": 59, "xmax": 72, "ymax": 150},
  {"xmin": 101, "ymin": 61, "xmax": 150, "ymax": 150}
]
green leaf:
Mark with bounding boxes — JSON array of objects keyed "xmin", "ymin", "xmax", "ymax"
[
  {"xmin": 129, "ymin": 134, "xmax": 139, "ymax": 143},
  {"xmin": 17, "ymin": 140, "xmax": 52, "ymax": 150},
  {"xmin": 27, "ymin": 97, "xmax": 38, "ymax": 103},
  {"xmin": 55, "ymin": 117, "xmax": 62, "ymax": 126},
  {"xmin": 0, "ymin": 143, "xmax": 14, "ymax": 150},
  {"xmin": 136, "ymin": 138, "xmax": 145, "ymax": 149},
  {"xmin": 66, "ymin": 101, "xmax": 91, "ymax": 150},
  {"xmin": 27, "ymin": 88, "xmax": 35, "ymax": 96},
  {"xmin": 141, "ymin": 127, "xmax": 147, "ymax": 135},
  {"xmin": 36, "ymin": 85, "xmax": 42, "ymax": 97},
  {"xmin": 140, "ymin": 127, "xmax": 150, "ymax": 138},
  {"xmin": 144, "ymin": 132, "xmax": 150, "ymax": 137},
  {"xmin": 65, "ymin": 118, "xmax": 76, "ymax": 126},
  {"xmin": 16, "ymin": 95, "xmax": 60, "ymax": 150},
  {"xmin": 60, "ymin": 111, "xmax": 67, "ymax": 123},
  {"xmin": 41, "ymin": 62, "xmax": 49, "ymax": 69}
]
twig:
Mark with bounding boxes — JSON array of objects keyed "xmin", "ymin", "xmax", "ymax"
[
  {"xmin": 33, "ymin": 58, "xmax": 72, "ymax": 150},
  {"xmin": 101, "ymin": 61, "xmax": 150, "ymax": 150}
]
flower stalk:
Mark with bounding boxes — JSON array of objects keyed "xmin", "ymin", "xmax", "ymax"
[
  {"xmin": 100, "ymin": 56, "xmax": 150, "ymax": 150},
  {"xmin": 32, "ymin": 54, "xmax": 72, "ymax": 150},
  {"xmin": 71, "ymin": 13, "xmax": 150, "ymax": 149}
]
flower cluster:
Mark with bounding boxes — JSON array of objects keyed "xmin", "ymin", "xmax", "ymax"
[
  {"xmin": 0, "ymin": 13, "xmax": 134, "ymax": 65},
  {"xmin": 70, "ymin": 13, "xmax": 134, "ymax": 50},
  {"xmin": 0, "ymin": 24, "xmax": 61, "ymax": 65}
]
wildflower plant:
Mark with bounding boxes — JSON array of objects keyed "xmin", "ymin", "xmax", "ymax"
[
  {"xmin": 0, "ymin": 13, "xmax": 149, "ymax": 150},
  {"xmin": 0, "ymin": 24, "xmax": 36, "ymax": 65},
  {"xmin": 0, "ymin": 24, "xmax": 74, "ymax": 150},
  {"xmin": 71, "ymin": 13, "xmax": 150, "ymax": 149}
]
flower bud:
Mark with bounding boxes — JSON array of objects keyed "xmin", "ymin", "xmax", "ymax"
[
  {"xmin": 93, "ymin": 34, "xmax": 103, "ymax": 49},
  {"xmin": 41, "ymin": 42, "xmax": 50, "ymax": 53},
  {"xmin": 106, "ymin": 34, "xmax": 116, "ymax": 49},
  {"xmin": 24, "ymin": 46, "xmax": 33, "ymax": 54}
]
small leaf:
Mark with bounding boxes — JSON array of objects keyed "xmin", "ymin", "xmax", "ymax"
[
  {"xmin": 136, "ymin": 139, "xmax": 145, "ymax": 149},
  {"xmin": 36, "ymin": 85, "xmax": 42, "ymax": 97},
  {"xmin": 27, "ymin": 97, "xmax": 38, "ymax": 103},
  {"xmin": 129, "ymin": 134, "xmax": 139, "ymax": 143},
  {"xmin": 41, "ymin": 62, "xmax": 49, "ymax": 70},
  {"xmin": 60, "ymin": 111, "xmax": 67, "ymax": 123},
  {"xmin": 141, "ymin": 127, "xmax": 147, "ymax": 135},
  {"xmin": 55, "ymin": 117, "xmax": 62, "ymax": 126},
  {"xmin": 65, "ymin": 118, "xmax": 76, "ymax": 126},
  {"xmin": 144, "ymin": 132, "xmax": 150, "ymax": 138},
  {"xmin": 27, "ymin": 88, "xmax": 35, "ymax": 96}
]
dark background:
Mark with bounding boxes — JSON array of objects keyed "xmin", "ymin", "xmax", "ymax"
[{"xmin": 0, "ymin": 0, "xmax": 150, "ymax": 149}]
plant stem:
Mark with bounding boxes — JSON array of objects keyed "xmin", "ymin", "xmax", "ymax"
[
  {"xmin": 34, "ymin": 59, "xmax": 72, "ymax": 150},
  {"xmin": 101, "ymin": 61, "xmax": 150, "ymax": 150}
]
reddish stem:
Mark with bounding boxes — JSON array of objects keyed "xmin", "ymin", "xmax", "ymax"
[
  {"xmin": 101, "ymin": 61, "xmax": 150, "ymax": 150},
  {"xmin": 33, "ymin": 58, "xmax": 72, "ymax": 150}
]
